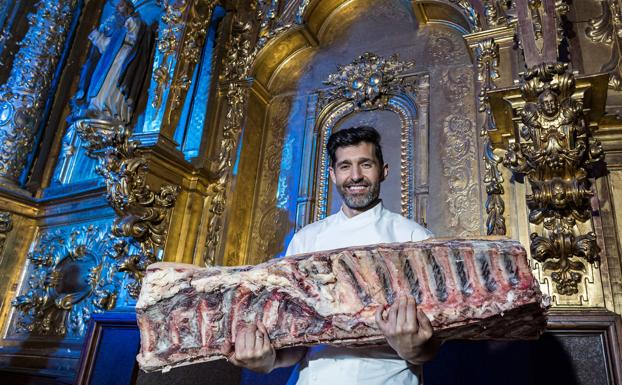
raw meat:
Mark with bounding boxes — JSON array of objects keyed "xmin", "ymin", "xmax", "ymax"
[{"xmin": 136, "ymin": 237, "xmax": 548, "ymax": 372}]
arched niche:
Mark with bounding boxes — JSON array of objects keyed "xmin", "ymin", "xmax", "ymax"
[
  {"xmin": 309, "ymin": 70, "xmax": 429, "ymax": 224},
  {"xmin": 223, "ymin": 0, "xmax": 482, "ymax": 266}
]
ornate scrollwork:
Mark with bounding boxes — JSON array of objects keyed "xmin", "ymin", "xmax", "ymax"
[
  {"xmin": 476, "ymin": 38, "xmax": 506, "ymax": 236},
  {"xmin": 254, "ymin": 0, "xmax": 311, "ymax": 50},
  {"xmin": 204, "ymin": 16, "xmax": 255, "ymax": 266},
  {"xmin": 449, "ymin": 0, "xmax": 482, "ymax": 32},
  {"xmin": 76, "ymin": 119, "xmax": 179, "ymax": 297},
  {"xmin": 437, "ymin": 66, "xmax": 480, "ymax": 237},
  {"xmin": 585, "ymin": 0, "xmax": 622, "ymax": 90},
  {"xmin": 152, "ymin": 1, "xmax": 185, "ymax": 110},
  {"xmin": 586, "ymin": 0, "xmax": 616, "ymax": 44},
  {"xmin": 313, "ymin": 53, "xmax": 422, "ymax": 222},
  {"xmin": 502, "ymin": 63, "xmax": 604, "ymax": 296},
  {"xmin": 166, "ymin": 0, "xmax": 216, "ymax": 120},
  {"xmin": 12, "ymin": 225, "xmax": 121, "ymax": 336},
  {"xmin": 483, "ymin": 0, "xmax": 515, "ymax": 27},
  {"xmin": 0, "ymin": 0, "xmax": 78, "ymax": 183},
  {"xmin": 321, "ymin": 52, "xmax": 416, "ymax": 111}
]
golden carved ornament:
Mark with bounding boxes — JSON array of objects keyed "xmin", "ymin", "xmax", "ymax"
[
  {"xmin": 76, "ymin": 119, "xmax": 179, "ymax": 297},
  {"xmin": 0, "ymin": 0, "xmax": 78, "ymax": 183},
  {"xmin": 313, "ymin": 53, "xmax": 420, "ymax": 222},
  {"xmin": 204, "ymin": 14, "xmax": 256, "ymax": 266},
  {"xmin": 501, "ymin": 63, "xmax": 604, "ymax": 296},
  {"xmin": 165, "ymin": 0, "xmax": 216, "ymax": 125},
  {"xmin": 321, "ymin": 52, "xmax": 416, "ymax": 111},
  {"xmin": 12, "ymin": 225, "xmax": 120, "ymax": 336},
  {"xmin": 585, "ymin": 0, "xmax": 622, "ymax": 90},
  {"xmin": 476, "ymin": 38, "xmax": 506, "ymax": 236},
  {"xmin": 151, "ymin": 1, "xmax": 185, "ymax": 110}
]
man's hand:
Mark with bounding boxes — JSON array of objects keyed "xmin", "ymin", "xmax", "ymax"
[
  {"xmin": 375, "ymin": 296, "xmax": 439, "ymax": 365},
  {"xmin": 229, "ymin": 322, "xmax": 276, "ymax": 373}
]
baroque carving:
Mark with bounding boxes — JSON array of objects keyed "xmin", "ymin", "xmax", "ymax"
[
  {"xmin": 0, "ymin": 0, "xmax": 78, "ymax": 183},
  {"xmin": 152, "ymin": 1, "xmax": 185, "ymax": 110},
  {"xmin": 165, "ymin": 0, "xmax": 217, "ymax": 125},
  {"xmin": 449, "ymin": 0, "xmax": 482, "ymax": 32},
  {"xmin": 585, "ymin": 0, "xmax": 622, "ymax": 90},
  {"xmin": 476, "ymin": 38, "xmax": 506, "ymax": 236},
  {"xmin": 501, "ymin": 63, "xmax": 604, "ymax": 296},
  {"xmin": 314, "ymin": 53, "xmax": 426, "ymax": 223},
  {"xmin": 320, "ymin": 52, "xmax": 416, "ymax": 111},
  {"xmin": 204, "ymin": 16, "xmax": 255, "ymax": 266},
  {"xmin": 13, "ymin": 225, "xmax": 121, "ymax": 337},
  {"xmin": 483, "ymin": 0, "xmax": 516, "ymax": 28},
  {"xmin": 440, "ymin": 68, "xmax": 480, "ymax": 237},
  {"xmin": 76, "ymin": 119, "xmax": 179, "ymax": 297},
  {"xmin": 254, "ymin": 0, "xmax": 309, "ymax": 50}
]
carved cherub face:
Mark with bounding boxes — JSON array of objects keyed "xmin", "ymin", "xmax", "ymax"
[
  {"xmin": 539, "ymin": 90, "xmax": 560, "ymax": 117},
  {"xmin": 551, "ymin": 180, "xmax": 566, "ymax": 207}
]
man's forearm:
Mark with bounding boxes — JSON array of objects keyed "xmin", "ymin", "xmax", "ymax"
[
  {"xmin": 404, "ymin": 338, "xmax": 442, "ymax": 365},
  {"xmin": 273, "ymin": 347, "xmax": 307, "ymax": 369}
]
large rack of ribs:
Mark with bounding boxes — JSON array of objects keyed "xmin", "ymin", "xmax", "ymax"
[{"xmin": 136, "ymin": 237, "xmax": 548, "ymax": 372}]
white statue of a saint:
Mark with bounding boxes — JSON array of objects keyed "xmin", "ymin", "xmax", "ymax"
[{"xmin": 74, "ymin": 0, "xmax": 153, "ymax": 123}]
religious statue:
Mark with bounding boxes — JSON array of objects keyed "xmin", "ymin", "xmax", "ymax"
[{"xmin": 73, "ymin": 0, "xmax": 153, "ymax": 124}]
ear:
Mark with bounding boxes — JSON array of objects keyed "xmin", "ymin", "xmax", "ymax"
[
  {"xmin": 329, "ymin": 166, "xmax": 337, "ymax": 185},
  {"xmin": 381, "ymin": 163, "xmax": 388, "ymax": 181}
]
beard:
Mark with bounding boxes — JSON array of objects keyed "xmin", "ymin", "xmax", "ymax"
[{"xmin": 336, "ymin": 179, "xmax": 380, "ymax": 210}]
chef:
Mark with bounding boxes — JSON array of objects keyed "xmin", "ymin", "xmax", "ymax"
[{"xmin": 229, "ymin": 126, "xmax": 440, "ymax": 385}]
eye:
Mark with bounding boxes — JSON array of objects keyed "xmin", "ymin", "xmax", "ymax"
[
  {"xmin": 339, "ymin": 164, "xmax": 350, "ymax": 170},
  {"xmin": 362, "ymin": 162, "xmax": 372, "ymax": 168}
]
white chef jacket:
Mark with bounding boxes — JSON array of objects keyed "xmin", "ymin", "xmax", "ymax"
[{"xmin": 284, "ymin": 201, "xmax": 433, "ymax": 385}]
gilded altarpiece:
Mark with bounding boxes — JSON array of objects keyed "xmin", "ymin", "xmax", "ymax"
[
  {"xmin": 225, "ymin": 0, "xmax": 485, "ymax": 267},
  {"xmin": 0, "ymin": 0, "xmax": 621, "ymax": 383}
]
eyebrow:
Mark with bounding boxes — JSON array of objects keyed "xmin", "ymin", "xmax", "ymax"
[{"xmin": 335, "ymin": 157, "xmax": 376, "ymax": 167}]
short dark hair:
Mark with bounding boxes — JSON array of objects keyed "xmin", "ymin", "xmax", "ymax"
[{"xmin": 327, "ymin": 126, "xmax": 384, "ymax": 168}]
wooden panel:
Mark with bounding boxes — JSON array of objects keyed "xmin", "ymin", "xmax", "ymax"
[
  {"xmin": 75, "ymin": 312, "xmax": 140, "ymax": 385},
  {"xmin": 424, "ymin": 310, "xmax": 622, "ymax": 385}
]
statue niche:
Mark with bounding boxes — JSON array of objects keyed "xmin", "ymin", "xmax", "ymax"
[
  {"xmin": 72, "ymin": 0, "xmax": 153, "ymax": 124},
  {"xmin": 308, "ymin": 53, "xmax": 430, "ymax": 226}
]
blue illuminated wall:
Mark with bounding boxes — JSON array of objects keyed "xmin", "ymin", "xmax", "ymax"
[{"xmin": 49, "ymin": 3, "xmax": 224, "ymax": 188}]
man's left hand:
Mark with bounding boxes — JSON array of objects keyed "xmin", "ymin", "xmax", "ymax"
[{"xmin": 375, "ymin": 296, "xmax": 439, "ymax": 365}]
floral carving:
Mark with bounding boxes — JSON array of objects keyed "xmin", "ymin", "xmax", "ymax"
[
  {"xmin": 502, "ymin": 63, "xmax": 604, "ymax": 296},
  {"xmin": 440, "ymin": 68, "xmax": 480, "ymax": 237},
  {"xmin": 76, "ymin": 119, "xmax": 179, "ymax": 297},
  {"xmin": 585, "ymin": 0, "xmax": 622, "ymax": 90},
  {"xmin": 204, "ymin": 15, "xmax": 255, "ymax": 266},
  {"xmin": 13, "ymin": 225, "xmax": 121, "ymax": 336},
  {"xmin": 0, "ymin": 0, "xmax": 78, "ymax": 182},
  {"xmin": 321, "ymin": 52, "xmax": 416, "ymax": 110},
  {"xmin": 151, "ymin": 1, "xmax": 185, "ymax": 110},
  {"xmin": 476, "ymin": 38, "xmax": 506, "ymax": 236}
]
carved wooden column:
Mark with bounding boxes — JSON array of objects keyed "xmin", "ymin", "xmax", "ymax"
[
  {"xmin": 0, "ymin": 0, "xmax": 78, "ymax": 186},
  {"xmin": 143, "ymin": 0, "xmax": 217, "ymax": 153},
  {"xmin": 483, "ymin": 0, "xmax": 610, "ymax": 305}
]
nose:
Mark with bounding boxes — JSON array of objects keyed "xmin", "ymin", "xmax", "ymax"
[{"xmin": 350, "ymin": 165, "xmax": 363, "ymax": 181}]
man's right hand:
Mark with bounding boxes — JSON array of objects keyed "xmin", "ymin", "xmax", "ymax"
[{"xmin": 228, "ymin": 322, "xmax": 276, "ymax": 373}]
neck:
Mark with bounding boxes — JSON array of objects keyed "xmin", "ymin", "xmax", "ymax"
[{"xmin": 341, "ymin": 199, "xmax": 381, "ymax": 218}]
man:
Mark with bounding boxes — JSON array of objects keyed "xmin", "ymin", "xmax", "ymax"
[{"xmin": 230, "ymin": 126, "xmax": 439, "ymax": 384}]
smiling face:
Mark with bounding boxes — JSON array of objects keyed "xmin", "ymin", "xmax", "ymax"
[{"xmin": 329, "ymin": 141, "xmax": 388, "ymax": 217}]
